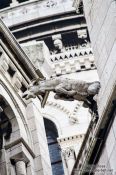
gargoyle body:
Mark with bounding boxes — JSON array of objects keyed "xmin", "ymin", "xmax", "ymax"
[{"xmin": 22, "ymin": 77, "xmax": 100, "ymax": 114}]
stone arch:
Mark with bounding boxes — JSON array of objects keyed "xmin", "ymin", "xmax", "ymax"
[
  {"xmin": 41, "ymin": 101, "xmax": 73, "ymax": 136},
  {"xmin": 0, "ymin": 80, "xmax": 31, "ymax": 148},
  {"xmin": 42, "ymin": 113, "xmax": 62, "ymax": 135}
]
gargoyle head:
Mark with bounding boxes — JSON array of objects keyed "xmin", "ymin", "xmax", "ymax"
[{"xmin": 22, "ymin": 78, "xmax": 46, "ymax": 100}]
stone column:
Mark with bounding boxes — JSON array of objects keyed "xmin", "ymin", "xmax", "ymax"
[
  {"xmin": 62, "ymin": 147, "xmax": 76, "ymax": 175},
  {"xmin": 15, "ymin": 159, "xmax": 26, "ymax": 175}
]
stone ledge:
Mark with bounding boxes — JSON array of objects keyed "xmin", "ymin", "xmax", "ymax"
[{"xmin": 4, "ymin": 137, "xmax": 35, "ymax": 159}]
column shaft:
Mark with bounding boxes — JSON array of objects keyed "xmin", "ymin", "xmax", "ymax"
[{"xmin": 15, "ymin": 161, "xmax": 26, "ymax": 175}]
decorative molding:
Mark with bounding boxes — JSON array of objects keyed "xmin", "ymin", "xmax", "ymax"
[
  {"xmin": 62, "ymin": 147, "xmax": 75, "ymax": 160},
  {"xmin": 4, "ymin": 137, "xmax": 35, "ymax": 158},
  {"xmin": 69, "ymin": 102, "xmax": 82, "ymax": 124},
  {"xmin": 12, "ymin": 72, "xmax": 22, "ymax": 92},
  {"xmin": 58, "ymin": 134, "xmax": 85, "ymax": 144},
  {"xmin": 45, "ymin": 0, "xmax": 57, "ymax": 8},
  {"xmin": 50, "ymin": 47, "xmax": 95, "ymax": 76},
  {"xmin": 0, "ymin": 40, "xmax": 31, "ymax": 84},
  {"xmin": 0, "ymin": 47, "xmax": 28, "ymax": 97},
  {"xmin": 50, "ymin": 47, "xmax": 93, "ymax": 62},
  {"xmin": 46, "ymin": 101, "xmax": 80, "ymax": 125},
  {"xmin": 46, "ymin": 101, "xmax": 71, "ymax": 116},
  {"xmin": 45, "ymin": 101, "xmax": 82, "ymax": 125}
]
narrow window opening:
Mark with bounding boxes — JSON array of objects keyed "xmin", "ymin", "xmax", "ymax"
[{"xmin": 44, "ymin": 118, "xmax": 64, "ymax": 175}]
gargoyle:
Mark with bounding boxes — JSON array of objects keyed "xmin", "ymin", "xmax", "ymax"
[{"xmin": 22, "ymin": 77, "xmax": 100, "ymax": 115}]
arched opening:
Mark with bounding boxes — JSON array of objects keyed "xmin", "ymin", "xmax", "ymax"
[
  {"xmin": 0, "ymin": 96, "xmax": 19, "ymax": 149},
  {"xmin": 44, "ymin": 118, "xmax": 64, "ymax": 175},
  {"xmin": 0, "ymin": 79, "xmax": 32, "ymax": 175},
  {"xmin": 0, "ymin": 95, "xmax": 20, "ymax": 174},
  {"xmin": 0, "ymin": 98, "xmax": 12, "ymax": 149}
]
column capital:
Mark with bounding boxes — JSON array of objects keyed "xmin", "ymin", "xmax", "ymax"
[{"xmin": 14, "ymin": 158, "xmax": 27, "ymax": 163}]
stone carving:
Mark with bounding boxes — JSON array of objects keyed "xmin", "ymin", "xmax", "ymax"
[
  {"xmin": 62, "ymin": 147, "xmax": 75, "ymax": 160},
  {"xmin": 54, "ymin": 39, "xmax": 63, "ymax": 53},
  {"xmin": 45, "ymin": 0, "xmax": 57, "ymax": 8},
  {"xmin": 22, "ymin": 77, "xmax": 100, "ymax": 114},
  {"xmin": 77, "ymin": 29, "xmax": 88, "ymax": 47},
  {"xmin": 61, "ymin": 147, "xmax": 76, "ymax": 174},
  {"xmin": 52, "ymin": 34, "xmax": 64, "ymax": 53}
]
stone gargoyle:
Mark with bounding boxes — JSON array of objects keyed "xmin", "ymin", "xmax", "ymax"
[{"xmin": 22, "ymin": 77, "xmax": 100, "ymax": 114}]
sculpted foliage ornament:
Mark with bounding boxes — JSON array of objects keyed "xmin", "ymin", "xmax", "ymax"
[{"xmin": 22, "ymin": 77, "xmax": 100, "ymax": 114}]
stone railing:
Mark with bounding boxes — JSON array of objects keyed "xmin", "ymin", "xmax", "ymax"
[
  {"xmin": 0, "ymin": 0, "xmax": 75, "ymax": 27},
  {"xmin": 51, "ymin": 47, "xmax": 95, "ymax": 76}
]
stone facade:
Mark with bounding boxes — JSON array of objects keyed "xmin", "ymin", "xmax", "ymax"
[
  {"xmin": 73, "ymin": 0, "xmax": 116, "ymax": 174},
  {"xmin": 81, "ymin": 0, "xmax": 116, "ymax": 119},
  {"xmin": 0, "ymin": 19, "xmax": 52, "ymax": 175},
  {"xmin": 0, "ymin": 0, "xmax": 100, "ymax": 175}
]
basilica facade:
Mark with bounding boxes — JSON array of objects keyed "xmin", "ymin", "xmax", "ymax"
[{"xmin": 1, "ymin": 0, "xmax": 115, "ymax": 175}]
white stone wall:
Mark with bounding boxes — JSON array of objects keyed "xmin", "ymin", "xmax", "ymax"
[
  {"xmin": 94, "ymin": 111, "xmax": 116, "ymax": 175},
  {"xmin": 26, "ymin": 98, "xmax": 52, "ymax": 175},
  {"xmin": 81, "ymin": 0, "xmax": 116, "ymax": 118},
  {"xmin": 73, "ymin": 0, "xmax": 116, "ymax": 174},
  {"xmin": 0, "ymin": 37, "xmax": 52, "ymax": 175}
]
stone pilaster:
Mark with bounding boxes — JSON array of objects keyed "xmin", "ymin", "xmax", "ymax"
[{"xmin": 26, "ymin": 99, "xmax": 52, "ymax": 175}]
